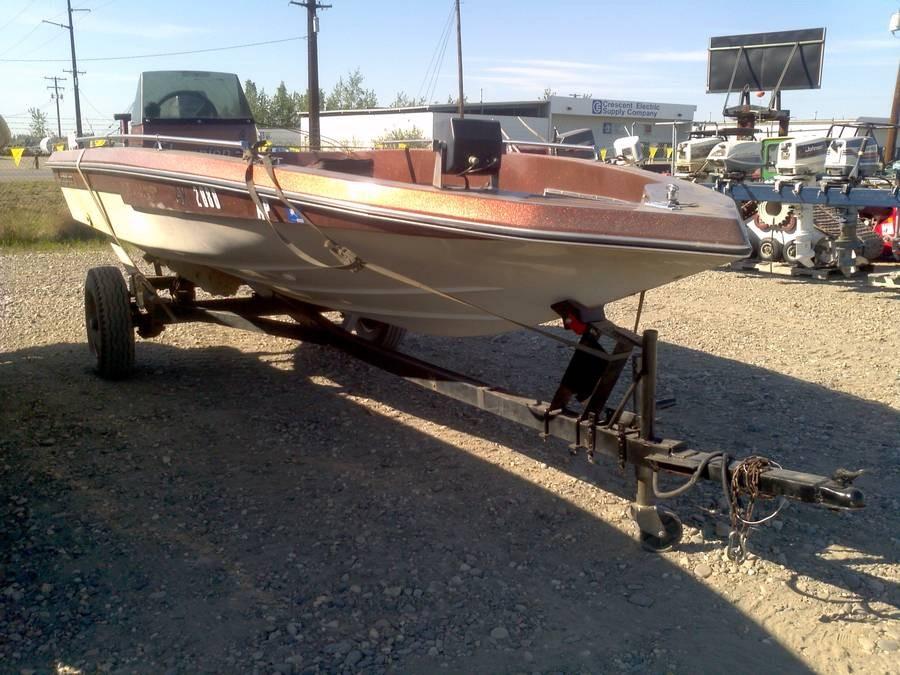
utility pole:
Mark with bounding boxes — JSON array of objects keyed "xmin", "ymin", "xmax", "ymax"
[
  {"xmin": 884, "ymin": 9, "xmax": 900, "ymax": 164},
  {"xmin": 885, "ymin": 62, "xmax": 899, "ymax": 164},
  {"xmin": 455, "ymin": 0, "xmax": 464, "ymax": 118},
  {"xmin": 290, "ymin": 0, "xmax": 331, "ymax": 151},
  {"xmin": 44, "ymin": 76, "xmax": 67, "ymax": 137},
  {"xmin": 43, "ymin": 1, "xmax": 89, "ymax": 138}
]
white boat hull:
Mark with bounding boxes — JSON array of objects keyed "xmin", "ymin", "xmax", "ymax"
[{"xmin": 61, "ymin": 186, "xmax": 737, "ymax": 336}]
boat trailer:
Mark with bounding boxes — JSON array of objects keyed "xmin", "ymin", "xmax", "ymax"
[{"xmin": 83, "ymin": 263, "xmax": 866, "ymax": 558}]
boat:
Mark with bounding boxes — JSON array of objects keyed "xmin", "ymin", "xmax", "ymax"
[{"xmin": 48, "ymin": 70, "xmax": 750, "ymax": 338}]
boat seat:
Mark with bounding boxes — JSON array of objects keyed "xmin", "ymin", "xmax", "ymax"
[{"xmin": 312, "ymin": 158, "xmax": 374, "ymax": 177}]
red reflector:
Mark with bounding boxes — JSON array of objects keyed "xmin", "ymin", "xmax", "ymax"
[{"xmin": 564, "ymin": 315, "xmax": 588, "ymax": 335}]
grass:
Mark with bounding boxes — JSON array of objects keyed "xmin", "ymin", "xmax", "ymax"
[{"xmin": 0, "ymin": 180, "xmax": 105, "ymax": 248}]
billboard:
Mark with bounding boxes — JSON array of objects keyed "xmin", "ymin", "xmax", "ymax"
[{"xmin": 707, "ymin": 28, "xmax": 826, "ymax": 94}]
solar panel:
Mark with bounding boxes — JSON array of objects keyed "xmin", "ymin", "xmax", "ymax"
[{"xmin": 707, "ymin": 28, "xmax": 826, "ymax": 94}]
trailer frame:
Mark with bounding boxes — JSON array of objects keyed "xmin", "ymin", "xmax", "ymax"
[{"xmin": 83, "ymin": 263, "xmax": 866, "ymax": 556}]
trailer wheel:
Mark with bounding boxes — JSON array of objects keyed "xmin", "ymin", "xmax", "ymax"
[
  {"xmin": 639, "ymin": 508, "xmax": 683, "ymax": 552},
  {"xmin": 84, "ymin": 266, "xmax": 135, "ymax": 380},
  {"xmin": 341, "ymin": 314, "xmax": 406, "ymax": 351},
  {"xmin": 758, "ymin": 238, "xmax": 783, "ymax": 263}
]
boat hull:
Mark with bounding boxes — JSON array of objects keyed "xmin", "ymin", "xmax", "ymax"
[
  {"xmin": 50, "ymin": 147, "xmax": 749, "ymax": 337},
  {"xmin": 59, "ymin": 185, "xmax": 738, "ymax": 335}
]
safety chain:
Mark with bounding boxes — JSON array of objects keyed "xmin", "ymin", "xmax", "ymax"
[
  {"xmin": 651, "ymin": 452, "xmax": 787, "ymax": 562},
  {"xmin": 725, "ymin": 455, "xmax": 787, "ymax": 563}
]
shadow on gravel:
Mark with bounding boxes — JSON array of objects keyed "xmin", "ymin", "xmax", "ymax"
[
  {"xmin": 399, "ymin": 331, "xmax": 900, "ymax": 610},
  {"xmin": 0, "ymin": 335, "xmax": 895, "ymax": 673}
]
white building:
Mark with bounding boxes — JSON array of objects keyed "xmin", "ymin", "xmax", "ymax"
[{"xmin": 272, "ymin": 95, "xmax": 696, "ymax": 156}]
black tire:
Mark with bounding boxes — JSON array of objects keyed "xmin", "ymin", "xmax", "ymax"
[
  {"xmin": 341, "ymin": 314, "xmax": 406, "ymax": 350},
  {"xmin": 639, "ymin": 508, "xmax": 683, "ymax": 552},
  {"xmin": 784, "ymin": 240, "xmax": 799, "ymax": 264},
  {"xmin": 859, "ymin": 229, "xmax": 885, "ymax": 263},
  {"xmin": 758, "ymin": 238, "xmax": 783, "ymax": 263},
  {"xmin": 84, "ymin": 266, "xmax": 135, "ymax": 380}
]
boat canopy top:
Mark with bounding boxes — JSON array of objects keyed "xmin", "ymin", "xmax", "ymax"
[{"xmin": 132, "ymin": 71, "xmax": 254, "ymax": 124}]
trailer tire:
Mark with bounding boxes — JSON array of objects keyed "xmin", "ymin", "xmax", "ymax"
[
  {"xmin": 341, "ymin": 314, "xmax": 406, "ymax": 351},
  {"xmin": 758, "ymin": 238, "xmax": 783, "ymax": 263},
  {"xmin": 84, "ymin": 266, "xmax": 135, "ymax": 380}
]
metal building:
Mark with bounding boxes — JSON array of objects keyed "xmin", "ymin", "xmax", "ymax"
[{"xmin": 274, "ymin": 95, "xmax": 696, "ymax": 155}]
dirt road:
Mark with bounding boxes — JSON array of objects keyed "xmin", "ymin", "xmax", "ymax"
[
  {"xmin": 1, "ymin": 249, "xmax": 897, "ymax": 674},
  {"xmin": 0, "ymin": 157, "xmax": 54, "ymax": 183}
]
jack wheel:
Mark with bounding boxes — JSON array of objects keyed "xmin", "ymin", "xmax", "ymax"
[
  {"xmin": 341, "ymin": 314, "xmax": 406, "ymax": 351},
  {"xmin": 758, "ymin": 238, "xmax": 783, "ymax": 263},
  {"xmin": 84, "ymin": 266, "xmax": 135, "ymax": 380},
  {"xmin": 639, "ymin": 508, "xmax": 683, "ymax": 552}
]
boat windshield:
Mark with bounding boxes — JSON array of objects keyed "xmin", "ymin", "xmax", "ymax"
[{"xmin": 134, "ymin": 71, "xmax": 254, "ymax": 123}]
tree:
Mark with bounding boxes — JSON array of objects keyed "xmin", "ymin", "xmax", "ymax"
[
  {"xmin": 373, "ymin": 125, "xmax": 426, "ymax": 148},
  {"xmin": 270, "ymin": 82, "xmax": 299, "ymax": 127},
  {"xmin": 541, "ymin": 88, "xmax": 557, "ymax": 100},
  {"xmin": 388, "ymin": 92, "xmax": 426, "ymax": 108},
  {"xmin": 325, "ymin": 68, "xmax": 378, "ymax": 110},
  {"xmin": 244, "ymin": 79, "xmax": 271, "ymax": 125},
  {"xmin": 28, "ymin": 107, "xmax": 49, "ymax": 138}
]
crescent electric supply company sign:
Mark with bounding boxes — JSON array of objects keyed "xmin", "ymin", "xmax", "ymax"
[
  {"xmin": 591, "ymin": 99, "xmax": 662, "ymax": 118},
  {"xmin": 548, "ymin": 96, "xmax": 695, "ymax": 121}
]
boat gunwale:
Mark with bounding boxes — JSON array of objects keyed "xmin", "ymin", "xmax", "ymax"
[{"xmin": 47, "ymin": 155, "xmax": 752, "ymax": 258}]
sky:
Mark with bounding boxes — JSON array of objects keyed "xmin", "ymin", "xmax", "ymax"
[{"xmin": 0, "ymin": 0, "xmax": 898, "ymax": 136}]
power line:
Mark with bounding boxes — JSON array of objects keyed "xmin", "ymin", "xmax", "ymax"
[
  {"xmin": 417, "ymin": 2, "xmax": 455, "ymax": 103},
  {"xmin": 0, "ymin": 35, "xmax": 307, "ymax": 63},
  {"xmin": 0, "ymin": 22, "xmax": 45, "ymax": 57},
  {"xmin": 0, "ymin": 0, "xmax": 40, "ymax": 34},
  {"xmin": 426, "ymin": 6, "xmax": 455, "ymax": 103}
]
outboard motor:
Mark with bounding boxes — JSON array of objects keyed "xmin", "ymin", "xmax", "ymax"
[
  {"xmin": 824, "ymin": 137, "xmax": 880, "ymax": 179},
  {"xmin": 775, "ymin": 137, "xmax": 829, "ymax": 178},
  {"xmin": 614, "ymin": 135, "xmax": 643, "ymax": 164}
]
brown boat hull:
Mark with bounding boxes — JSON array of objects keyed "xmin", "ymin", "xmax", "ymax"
[{"xmin": 48, "ymin": 148, "xmax": 749, "ymax": 336}]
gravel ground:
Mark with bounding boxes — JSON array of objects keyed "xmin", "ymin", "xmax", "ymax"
[{"xmin": 1, "ymin": 248, "xmax": 898, "ymax": 675}]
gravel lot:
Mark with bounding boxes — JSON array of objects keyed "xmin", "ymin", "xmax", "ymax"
[{"xmin": 1, "ymin": 248, "xmax": 898, "ymax": 674}]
